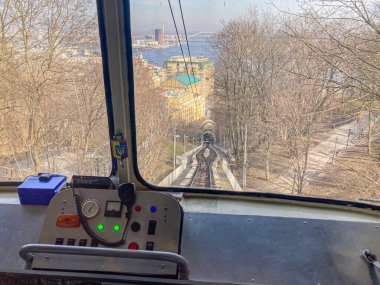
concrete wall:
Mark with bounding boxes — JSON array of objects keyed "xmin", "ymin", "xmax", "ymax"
[
  {"xmin": 158, "ymin": 157, "xmax": 188, "ymax": 187},
  {"xmin": 213, "ymin": 145, "xmax": 242, "ymax": 191},
  {"xmin": 158, "ymin": 145, "xmax": 202, "ymax": 187},
  {"xmin": 222, "ymin": 159, "xmax": 242, "ymax": 192}
]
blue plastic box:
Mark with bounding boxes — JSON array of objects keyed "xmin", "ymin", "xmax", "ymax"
[{"xmin": 17, "ymin": 175, "xmax": 67, "ymax": 205}]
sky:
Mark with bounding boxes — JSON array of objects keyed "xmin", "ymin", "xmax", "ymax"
[{"xmin": 130, "ymin": 0, "xmax": 299, "ymax": 35}]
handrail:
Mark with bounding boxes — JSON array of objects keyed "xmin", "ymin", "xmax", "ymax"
[{"xmin": 19, "ymin": 244, "xmax": 189, "ymax": 280}]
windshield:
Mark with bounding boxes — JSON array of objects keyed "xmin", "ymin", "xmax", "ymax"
[
  {"xmin": 131, "ymin": 0, "xmax": 380, "ymax": 202},
  {"xmin": 0, "ymin": 0, "xmax": 111, "ymax": 181}
]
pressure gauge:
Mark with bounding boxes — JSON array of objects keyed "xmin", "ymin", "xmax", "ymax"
[{"xmin": 81, "ymin": 200, "xmax": 100, "ymax": 218}]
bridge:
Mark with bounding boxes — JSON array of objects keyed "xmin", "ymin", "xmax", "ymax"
[{"xmin": 188, "ymin": 32, "xmax": 215, "ymax": 39}]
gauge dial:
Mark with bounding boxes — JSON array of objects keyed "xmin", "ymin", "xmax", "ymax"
[{"xmin": 82, "ymin": 200, "xmax": 100, "ymax": 218}]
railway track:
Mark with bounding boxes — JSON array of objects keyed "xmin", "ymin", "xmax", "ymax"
[{"xmin": 190, "ymin": 145, "xmax": 219, "ymax": 188}]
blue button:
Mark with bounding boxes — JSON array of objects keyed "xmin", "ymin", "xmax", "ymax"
[{"xmin": 150, "ymin": 206, "xmax": 157, "ymax": 213}]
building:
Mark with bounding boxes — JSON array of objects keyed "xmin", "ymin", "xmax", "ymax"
[
  {"xmin": 161, "ymin": 74, "xmax": 201, "ymax": 93},
  {"xmin": 154, "ymin": 28, "xmax": 164, "ymax": 45},
  {"xmin": 147, "ymin": 41, "xmax": 159, "ymax": 47},
  {"xmin": 136, "ymin": 54, "xmax": 161, "ymax": 87},
  {"xmin": 161, "ymin": 74, "xmax": 205, "ymax": 123},
  {"xmin": 162, "ymin": 90, "xmax": 205, "ymax": 124},
  {"xmin": 161, "ymin": 56, "xmax": 214, "ymax": 96}
]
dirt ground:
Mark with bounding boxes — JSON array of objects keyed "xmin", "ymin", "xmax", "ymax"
[
  {"xmin": 233, "ymin": 123, "xmax": 380, "ymax": 202},
  {"xmin": 305, "ymin": 143, "xmax": 380, "ymax": 201}
]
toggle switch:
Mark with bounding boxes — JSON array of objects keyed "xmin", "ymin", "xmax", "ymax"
[{"xmin": 148, "ymin": 220, "xmax": 156, "ymax": 235}]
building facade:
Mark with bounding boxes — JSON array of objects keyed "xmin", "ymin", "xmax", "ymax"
[
  {"xmin": 161, "ymin": 56, "xmax": 214, "ymax": 96},
  {"xmin": 161, "ymin": 74, "xmax": 201, "ymax": 93},
  {"xmin": 161, "ymin": 74, "xmax": 205, "ymax": 124},
  {"xmin": 154, "ymin": 28, "xmax": 164, "ymax": 46},
  {"xmin": 162, "ymin": 90, "xmax": 205, "ymax": 124},
  {"xmin": 136, "ymin": 54, "xmax": 161, "ymax": 87}
]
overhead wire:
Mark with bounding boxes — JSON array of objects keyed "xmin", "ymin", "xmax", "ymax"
[
  {"xmin": 177, "ymin": 0, "xmax": 202, "ymax": 118},
  {"xmin": 167, "ymin": 0, "xmax": 195, "ymax": 94},
  {"xmin": 178, "ymin": 0, "xmax": 199, "ymax": 95}
]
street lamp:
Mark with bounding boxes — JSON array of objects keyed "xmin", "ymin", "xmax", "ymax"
[
  {"xmin": 183, "ymin": 134, "xmax": 188, "ymax": 153},
  {"xmin": 173, "ymin": 128, "xmax": 180, "ymax": 170}
]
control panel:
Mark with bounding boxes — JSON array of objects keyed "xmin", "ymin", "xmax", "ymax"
[{"xmin": 32, "ymin": 187, "xmax": 183, "ymax": 277}]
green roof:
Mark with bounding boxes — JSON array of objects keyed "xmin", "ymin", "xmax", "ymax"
[{"xmin": 175, "ymin": 74, "xmax": 201, "ymax": 86}]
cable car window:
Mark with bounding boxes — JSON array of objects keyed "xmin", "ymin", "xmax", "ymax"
[
  {"xmin": 0, "ymin": 0, "xmax": 111, "ymax": 181},
  {"xmin": 131, "ymin": 0, "xmax": 380, "ymax": 203}
]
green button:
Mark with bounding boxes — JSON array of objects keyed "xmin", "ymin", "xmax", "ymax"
[
  {"xmin": 113, "ymin": 225, "xmax": 121, "ymax": 231},
  {"xmin": 97, "ymin": 224, "xmax": 104, "ymax": 231}
]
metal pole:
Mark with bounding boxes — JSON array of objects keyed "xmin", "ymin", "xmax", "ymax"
[
  {"xmin": 243, "ymin": 124, "xmax": 248, "ymax": 189},
  {"xmin": 173, "ymin": 127, "xmax": 177, "ymax": 170},
  {"xmin": 183, "ymin": 134, "xmax": 186, "ymax": 153},
  {"xmin": 346, "ymin": 129, "xmax": 351, "ymax": 149},
  {"xmin": 332, "ymin": 137, "xmax": 338, "ymax": 164},
  {"xmin": 192, "ymin": 137, "xmax": 195, "ymax": 149}
]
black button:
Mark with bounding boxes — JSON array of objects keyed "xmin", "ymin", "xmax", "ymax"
[
  {"xmin": 91, "ymin": 239, "xmax": 98, "ymax": 247},
  {"xmin": 55, "ymin": 238, "xmax": 64, "ymax": 245},
  {"xmin": 146, "ymin": 241, "xmax": 154, "ymax": 251},
  {"xmin": 67, "ymin": 238, "xmax": 75, "ymax": 245},
  {"xmin": 131, "ymin": 222, "xmax": 141, "ymax": 232},
  {"xmin": 148, "ymin": 220, "xmax": 156, "ymax": 235},
  {"xmin": 79, "ymin": 239, "xmax": 87, "ymax": 246}
]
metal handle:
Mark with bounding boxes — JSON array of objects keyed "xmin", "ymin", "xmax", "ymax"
[
  {"xmin": 19, "ymin": 244, "xmax": 189, "ymax": 280},
  {"xmin": 361, "ymin": 249, "xmax": 380, "ymax": 272}
]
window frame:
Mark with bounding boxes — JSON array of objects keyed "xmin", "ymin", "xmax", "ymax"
[
  {"xmin": 0, "ymin": 0, "xmax": 378, "ymax": 213},
  {"xmin": 119, "ymin": 0, "xmax": 380, "ymax": 212}
]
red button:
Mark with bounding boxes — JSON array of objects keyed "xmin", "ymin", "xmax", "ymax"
[
  {"xmin": 56, "ymin": 214, "xmax": 80, "ymax": 227},
  {"xmin": 134, "ymin": 205, "xmax": 141, "ymax": 212},
  {"xmin": 128, "ymin": 242, "xmax": 139, "ymax": 250}
]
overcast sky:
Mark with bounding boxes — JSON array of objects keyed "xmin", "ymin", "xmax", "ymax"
[{"xmin": 130, "ymin": 0, "xmax": 299, "ymax": 35}]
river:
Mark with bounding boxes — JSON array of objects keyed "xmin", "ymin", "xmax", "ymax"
[{"xmin": 134, "ymin": 38, "xmax": 214, "ymax": 67}]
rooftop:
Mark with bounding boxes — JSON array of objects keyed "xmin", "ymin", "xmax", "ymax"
[{"xmin": 175, "ymin": 74, "xmax": 201, "ymax": 86}]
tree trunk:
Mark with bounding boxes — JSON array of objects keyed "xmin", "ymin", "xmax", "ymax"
[
  {"xmin": 264, "ymin": 138, "xmax": 270, "ymax": 180},
  {"xmin": 368, "ymin": 100, "xmax": 373, "ymax": 155}
]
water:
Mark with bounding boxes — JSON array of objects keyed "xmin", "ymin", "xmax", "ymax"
[{"xmin": 134, "ymin": 38, "xmax": 214, "ymax": 67}]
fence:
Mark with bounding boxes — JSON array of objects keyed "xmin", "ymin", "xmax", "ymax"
[{"xmin": 332, "ymin": 117, "xmax": 356, "ymax": 129}]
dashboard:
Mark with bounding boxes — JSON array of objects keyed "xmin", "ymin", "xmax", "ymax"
[{"xmin": 23, "ymin": 185, "xmax": 184, "ymax": 278}]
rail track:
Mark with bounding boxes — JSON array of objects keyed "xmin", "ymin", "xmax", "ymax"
[{"xmin": 190, "ymin": 145, "xmax": 219, "ymax": 188}]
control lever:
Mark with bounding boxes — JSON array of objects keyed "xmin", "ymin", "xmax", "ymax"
[{"xmin": 361, "ymin": 249, "xmax": 380, "ymax": 271}]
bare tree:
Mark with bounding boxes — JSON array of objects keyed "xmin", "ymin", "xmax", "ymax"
[
  {"xmin": 134, "ymin": 58, "xmax": 172, "ymax": 183},
  {"xmin": 285, "ymin": 0, "xmax": 380, "ymax": 154},
  {"xmin": 0, "ymin": 0, "xmax": 109, "ymax": 180},
  {"xmin": 213, "ymin": 10, "xmax": 283, "ymax": 180}
]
